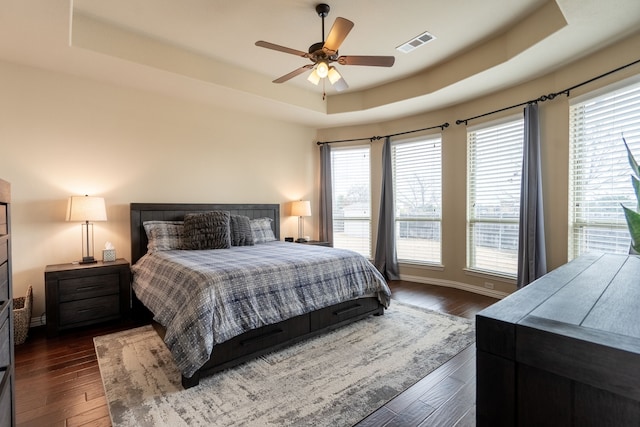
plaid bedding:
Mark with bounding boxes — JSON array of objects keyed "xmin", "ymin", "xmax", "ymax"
[{"xmin": 131, "ymin": 241, "xmax": 391, "ymax": 378}]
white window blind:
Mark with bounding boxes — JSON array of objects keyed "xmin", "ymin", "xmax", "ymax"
[
  {"xmin": 392, "ymin": 136, "xmax": 442, "ymax": 264},
  {"xmin": 569, "ymin": 77, "xmax": 640, "ymax": 259},
  {"xmin": 331, "ymin": 146, "xmax": 371, "ymax": 257},
  {"xmin": 467, "ymin": 117, "xmax": 523, "ymax": 276}
]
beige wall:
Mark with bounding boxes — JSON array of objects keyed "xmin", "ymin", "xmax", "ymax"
[
  {"xmin": 2, "ymin": 30, "xmax": 639, "ymax": 321},
  {"xmin": 0, "ymin": 60, "xmax": 317, "ymax": 319},
  {"xmin": 318, "ymin": 31, "xmax": 640, "ymax": 297}
]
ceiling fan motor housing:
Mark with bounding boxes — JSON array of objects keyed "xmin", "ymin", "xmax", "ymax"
[{"xmin": 315, "ymin": 4, "xmax": 330, "ymax": 18}]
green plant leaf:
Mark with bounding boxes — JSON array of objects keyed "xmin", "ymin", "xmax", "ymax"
[
  {"xmin": 622, "ymin": 204, "xmax": 640, "ymax": 253},
  {"xmin": 634, "ymin": 175, "xmax": 640, "ymax": 211},
  {"xmin": 623, "ymin": 137, "xmax": 640, "ymax": 179}
]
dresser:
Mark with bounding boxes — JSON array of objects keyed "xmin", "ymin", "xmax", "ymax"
[
  {"xmin": 0, "ymin": 179, "xmax": 15, "ymax": 427},
  {"xmin": 45, "ymin": 259, "xmax": 130, "ymax": 337},
  {"xmin": 476, "ymin": 253, "xmax": 640, "ymax": 426}
]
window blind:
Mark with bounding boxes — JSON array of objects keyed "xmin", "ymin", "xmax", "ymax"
[
  {"xmin": 331, "ymin": 146, "xmax": 371, "ymax": 257},
  {"xmin": 467, "ymin": 117, "xmax": 523, "ymax": 276},
  {"xmin": 568, "ymin": 77, "xmax": 640, "ymax": 259},
  {"xmin": 392, "ymin": 136, "xmax": 442, "ymax": 264}
]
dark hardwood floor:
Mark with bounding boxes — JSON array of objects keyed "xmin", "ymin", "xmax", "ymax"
[{"xmin": 14, "ymin": 281, "xmax": 498, "ymax": 426}]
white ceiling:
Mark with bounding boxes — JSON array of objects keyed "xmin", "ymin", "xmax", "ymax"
[{"xmin": 0, "ymin": 0, "xmax": 639, "ymax": 128}]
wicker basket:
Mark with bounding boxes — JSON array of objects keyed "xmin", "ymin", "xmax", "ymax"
[{"xmin": 13, "ymin": 285, "xmax": 32, "ymax": 345}]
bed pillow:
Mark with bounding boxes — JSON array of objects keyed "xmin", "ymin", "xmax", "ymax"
[
  {"xmin": 182, "ymin": 211, "xmax": 231, "ymax": 250},
  {"xmin": 250, "ymin": 217, "xmax": 276, "ymax": 244},
  {"xmin": 230, "ymin": 214, "xmax": 254, "ymax": 246},
  {"xmin": 143, "ymin": 220, "xmax": 184, "ymax": 253}
]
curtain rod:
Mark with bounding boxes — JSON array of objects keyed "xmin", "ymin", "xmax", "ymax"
[
  {"xmin": 455, "ymin": 57, "xmax": 640, "ymax": 126},
  {"xmin": 316, "ymin": 122, "xmax": 449, "ymax": 145}
]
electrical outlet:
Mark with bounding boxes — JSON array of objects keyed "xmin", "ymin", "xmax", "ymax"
[{"xmin": 484, "ymin": 282, "xmax": 494, "ymax": 290}]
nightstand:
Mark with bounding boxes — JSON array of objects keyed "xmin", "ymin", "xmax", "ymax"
[
  {"xmin": 45, "ymin": 259, "xmax": 131, "ymax": 337},
  {"xmin": 297, "ymin": 240, "xmax": 332, "ymax": 247}
]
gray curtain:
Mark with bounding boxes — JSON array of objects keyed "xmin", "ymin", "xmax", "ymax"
[
  {"xmin": 517, "ymin": 103, "xmax": 547, "ymax": 288},
  {"xmin": 374, "ymin": 137, "xmax": 400, "ymax": 280},
  {"xmin": 319, "ymin": 143, "xmax": 333, "ymax": 244}
]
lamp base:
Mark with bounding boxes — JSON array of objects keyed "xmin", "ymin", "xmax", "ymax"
[{"xmin": 79, "ymin": 257, "xmax": 97, "ymax": 264}]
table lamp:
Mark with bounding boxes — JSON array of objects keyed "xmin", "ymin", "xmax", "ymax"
[
  {"xmin": 291, "ymin": 200, "xmax": 311, "ymax": 243},
  {"xmin": 66, "ymin": 195, "xmax": 107, "ymax": 264}
]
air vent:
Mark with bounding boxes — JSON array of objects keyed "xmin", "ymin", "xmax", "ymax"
[{"xmin": 396, "ymin": 31, "xmax": 436, "ymax": 53}]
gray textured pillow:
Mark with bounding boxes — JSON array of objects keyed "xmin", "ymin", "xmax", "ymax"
[
  {"xmin": 250, "ymin": 217, "xmax": 276, "ymax": 244},
  {"xmin": 230, "ymin": 214, "xmax": 254, "ymax": 246},
  {"xmin": 143, "ymin": 220, "xmax": 184, "ymax": 252},
  {"xmin": 182, "ymin": 211, "xmax": 231, "ymax": 250}
]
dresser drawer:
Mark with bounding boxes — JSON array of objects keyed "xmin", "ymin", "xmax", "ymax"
[
  {"xmin": 0, "ymin": 369, "xmax": 12, "ymax": 427},
  {"xmin": 0, "ymin": 238, "xmax": 6, "ymax": 263},
  {"xmin": 0, "ymin": 262, "xmax": 7, "ymax": 305},
  {"xmin": 0, "ymin": 205, "xmax": 6, "ymax": 235},
  {"xmin": 58, "ymin": 273, "xmax": 119, "ymax": 302},
  {"xmin": 59, "ymin": 294, "xmax": 120, "ymax": 326},
  {"xmin": 0, "ymin": 306, "xmax": 10, "ymax": 369}
]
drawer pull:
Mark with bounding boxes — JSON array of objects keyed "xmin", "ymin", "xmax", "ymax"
[
  {"xmin": 240, "ymin": 328, "xmax": 284, "ymax": 346},
  {"xmin": 77, "ymin": 307, "xmax": 99, "ymax": 314},
  {"xmin": 76, "ymin": 285, "xmax": 101, "ymax": 292},
  {"xmin": 334, "ymin": 304, "xmax": 362, "ymax": 317}
]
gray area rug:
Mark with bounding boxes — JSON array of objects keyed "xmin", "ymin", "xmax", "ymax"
[{"xmin": 94, "ymin": 301, "xmax": 474, "ymax": 426}]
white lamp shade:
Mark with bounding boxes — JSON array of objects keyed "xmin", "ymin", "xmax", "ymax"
[
  {"xmin": 328, "ymin": 66, "xmax": 342, "ymax": 84},
  {"xmin": 66, "ymin": 196, "xmax": 107, "ymax": 222},
  {"xmin": 316, "ymin": 61, "xmax": 329, "ymax": 78},
  {"xmin": 291, "ymin": 200, "xmax": 311, "ymax": 217},
  {"xmin": 307, "ymin": 69, "xmax": 321, "ymax": 85}
]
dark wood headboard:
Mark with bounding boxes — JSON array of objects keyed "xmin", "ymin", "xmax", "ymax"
[{"xmin": 130, "ymin": 203, "xmax": 280, "ymax": 264}]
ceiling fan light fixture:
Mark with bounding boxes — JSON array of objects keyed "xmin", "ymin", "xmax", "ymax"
[
  {"xmin": 307, "ymin": 69, "xmax": 321, "ymax": 85},
  {"xmin": 316, "ymin": 60, "xmax": 329, "ymax": 78},
  {"xmin": 328, "ymin": 66, "xmax": 342, "ymax": 84}
]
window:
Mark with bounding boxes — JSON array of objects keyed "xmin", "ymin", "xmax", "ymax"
[
  {"xmin": 569, "ymin": 77, "xmax": 640, "ymax": 259},
  {"xmin": 392, "ymin": 136, "xmax": 442, "ymax": 264},
  {"xmin": 467, "ymin": 116, "xmax": 524, "ymax": 277},
  {"xmin": 331, "ymin": 146, "xmax": 371, "ymax": 257}
]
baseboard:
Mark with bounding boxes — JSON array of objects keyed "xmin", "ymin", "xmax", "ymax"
[{"xmin": 398, "ymin": 274, "xmax": 510, "ymax": 299}]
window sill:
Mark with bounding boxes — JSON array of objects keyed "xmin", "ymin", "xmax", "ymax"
[
  {"xmin": 463, "ymin": 268, "xmax": 516, "ymax": 285},
  {"xmin": 398, "ymin": 261, "xmax": 444, "ymax": 271}
]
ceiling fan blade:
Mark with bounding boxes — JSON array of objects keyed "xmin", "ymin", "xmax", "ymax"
[
  {"xmin": 338, "ymin": 56, "xmax": 395, "ymax": 67},
  {"xmin": 322, "ymin": 17, "xmax": 354, "ymax": 54},
  {"xmin": 255, "ymin": 41, "xmax": 309, "ymax": 58},
  {"xmin": 332, "ymin": 76, "xmax": 349, "ymax": 92},
  {"xmin": 272, "ymin": 65, "xmax": 314, "ymax": 83}
]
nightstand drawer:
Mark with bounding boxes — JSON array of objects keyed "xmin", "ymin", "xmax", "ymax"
[
  {"xmin": 59, "ymin": 294, "xmax": 120, "ymax": 326},
  {"xmin": 58, "ymin": 273, "xmax": 119, "ymax": 302}
]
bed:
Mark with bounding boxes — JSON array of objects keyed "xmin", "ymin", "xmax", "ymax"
[{"xmin": 130, "ymin": 202, "xmax": 391, "ymax": 388}]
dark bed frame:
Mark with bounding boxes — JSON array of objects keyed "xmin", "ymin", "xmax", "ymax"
[{"xmin": 130, "ymin": 202, "xmax": 384, "ymax": 388}]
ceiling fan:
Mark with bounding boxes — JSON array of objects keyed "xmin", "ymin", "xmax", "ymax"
[{"xmin": 255, "ymin": 3, "xmax": 395, "ymax": 92}]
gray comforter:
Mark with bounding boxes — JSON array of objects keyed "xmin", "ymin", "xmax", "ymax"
[{"xmin": 131, "ymin": 241, "xmax": 391, "ymax": 378}]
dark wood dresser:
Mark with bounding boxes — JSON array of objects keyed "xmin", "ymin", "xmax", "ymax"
[
  {"xmin": 476, "ymin": 252, "xmax": 640, "ymax": 426},
  {"xmin": 45, "ymin": 259, "xmax": 130, "ymax": 337},
  {"xmin": 0, "ymin": 179, "xmax": 15, "ymax": 426}
]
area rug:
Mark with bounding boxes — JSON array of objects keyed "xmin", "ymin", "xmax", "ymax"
[{"xmin": 94, "ymin": 301, "xmax": 474, "ymax": 427}]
